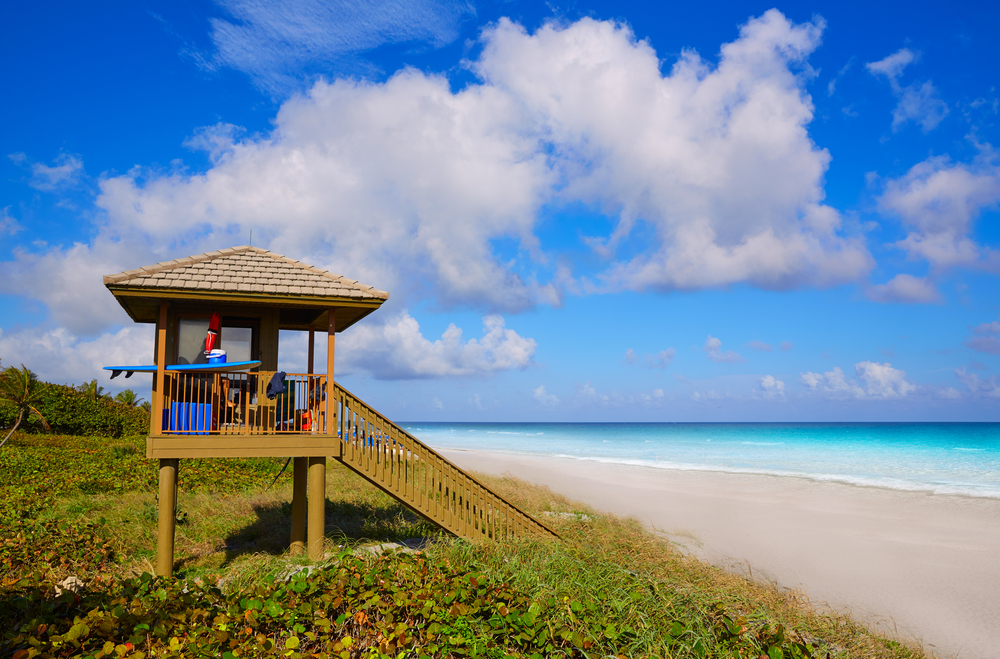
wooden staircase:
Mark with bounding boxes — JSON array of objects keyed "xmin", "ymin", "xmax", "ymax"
[{"xmin": 331, "ymin": 382, "xmax": 558, "ymax": 541}]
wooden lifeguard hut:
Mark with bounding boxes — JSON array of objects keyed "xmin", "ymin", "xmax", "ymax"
[{"xmin": 103, "ymin": 246, "xmax": 555, "ymax": 576}]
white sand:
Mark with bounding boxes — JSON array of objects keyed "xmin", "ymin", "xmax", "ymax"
[{"xmin": 439, "ymin": 448, "xmax": 1000, "ymax": 659}]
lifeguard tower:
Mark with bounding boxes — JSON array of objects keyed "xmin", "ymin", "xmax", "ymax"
[{"xmin": 103, "ymin": 246, "xmax": 555, "ymax": 576}]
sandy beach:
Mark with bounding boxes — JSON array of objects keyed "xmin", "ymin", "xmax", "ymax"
[{"xmin": 440, "ymin": 448, "xmax": 1000, "ymax": 659}]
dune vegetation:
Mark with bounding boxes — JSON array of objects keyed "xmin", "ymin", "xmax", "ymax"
[{"xmin": 1, "ymin": 428, "xmax": 928, "ymax": 658}]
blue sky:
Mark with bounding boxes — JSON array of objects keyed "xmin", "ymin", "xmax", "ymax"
[{"xmin": 1, "ymin": 0, "xmax": 998, "ymax": 421}]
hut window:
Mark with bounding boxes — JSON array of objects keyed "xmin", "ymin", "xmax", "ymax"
[
  {"xmin": 177, "ymin": 318, "xmax": 209, "ymax": 364},
  {"xmin": 176, "ymin": 318, "xmax": 255, "ymax": 364},
  {"xmin": 223, "ymin": 326, "xmax": 252, "ymax": 362}
]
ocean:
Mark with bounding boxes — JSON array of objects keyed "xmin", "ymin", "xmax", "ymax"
[{"xmin": 400, "ymin": 422, "xmax": 1000, "ymax": 499}]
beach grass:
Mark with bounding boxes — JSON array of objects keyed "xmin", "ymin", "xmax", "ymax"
[{"xmin": 1, "ymin": 431, "xmax": 929, "ymax": 658}]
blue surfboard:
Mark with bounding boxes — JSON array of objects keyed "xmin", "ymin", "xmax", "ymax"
[{"xmin": 103, "ymin": 360, "xmax": 262, "ymax": 379}]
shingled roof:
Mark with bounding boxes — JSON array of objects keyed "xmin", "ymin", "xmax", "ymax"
[{"xmin": 104, "ymin": 246, "xmax": 389, "ymax": 300}]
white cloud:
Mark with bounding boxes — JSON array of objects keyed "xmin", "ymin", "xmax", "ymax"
[
  {"xmin": 478, "ymin": 11, "xmax": 870, "ymax": 292},
  {"xmin": 972, "ymin": 318, "xmax": 1000, "ymax": 335},
  {"xmin": 954, "ymin": 367, "xmax": 1000, "ymax": 397},
  {"xmin": 0, "ymin": 207, "xmax": 20, "ymax": 236},
  {"xmin": 865, "ymin": 48, "xmax": 916, "ymax": 83},
  {"xmin": 938, "ymin": 387, "xmax": 961, "ymax": 399},
  {"xmin": 747, "ymin": 340, "xmax": 773, "ymax": 352},
  {"xmin": 338, "ymin": 313, "xmax": 536, "ymax": 379},
  {"xmin": 866, "ymin": 48, "xmax": 948, "ymax": 133},
  {"xmin": 704, "ymin": 335, "xmax": 746, "ymax": 363},
  {"xmin": 800, "ymin": 361, "xmax": 916, "ymax": 399},
  {"xmin": 866, "ymin": 273, "xmax": 942, "ymax": 304},
  {"xmin": 0, "ymin": 242, "xmax": 145, "ymax": 335},
  {"xmin": 624, "ymin": 348, "xmax": 637, "ymax": 364},
  {"xmin": 646, "ymin": 349, "xmax": 676, "ymax": 369},
  {"xmin": 893, "ymin": 81, "xmax": 948, "ymax": 132},
  {"xmin": 878, "ymin": 148, "xmax": 1000, "ymax": 272},
  {"xmin": 964, "ymin": 316, "xmax": 1000, "ymax": 354},
  {"xmin": 26, "ymin": 154, "xmax": 85, "ymax": 192},
  {"xmin": 0, "ymin": 325, "xmax": 154, "ymax": 389},
  {"xmin": 532, "ymin": 385, "xmax": 560, "ymax": 407},
  {"xmin": 753, "ymin": 374, "xmax": 786, "ymax": 400},
  {"xmin": 201, "ymin": 0, "xmax": 472, "ymax": 95},
  {"xmin": 780, "ymin": 341, "xmax": 794, "ymax": 351}
]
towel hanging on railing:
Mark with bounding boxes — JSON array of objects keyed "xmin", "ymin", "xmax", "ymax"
[{"xmin": 266, "ymin": 371, "xmax": 287, "ymax": 399}]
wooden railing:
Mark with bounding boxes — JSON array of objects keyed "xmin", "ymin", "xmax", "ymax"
[
  {"xmin": 160, "ymin": 371, "xmax": 328, "ymax": 435},
  {"xmin": 332, "ymin": 382, "xmax": 558, "ymax": 541}
]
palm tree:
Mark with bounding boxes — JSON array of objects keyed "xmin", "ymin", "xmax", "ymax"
[
  {"xmin": 115, "ymin": 389, "xmax": 145, "ymax": 407},
  {"xmin": 0, "ymin": 364, "xmax": 50, "ymax": 449},
  {"xmin": 78, "ymin": 379, "xmax": 109, "ymax": 400}
]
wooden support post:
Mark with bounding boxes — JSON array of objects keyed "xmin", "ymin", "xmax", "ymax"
[
  {"xmin": 156, "ymin": 458, "xmax": 178, "ymax": 577},
  {"xmin": 290, "ymin": 457, "xmax": 307, "ymax": 555},
  {"xmin": 326, "ymin": 310, "xmax": 335, "ymax": 437},
  {"xmin": 151, "ymin": 301, "xmax": 168, "ymax": 435},
  {"xmin": 307, "ymin": 456, "xmax": 326, "ymax": 560},
  {"xmin": 308, "ymin": 328, "xmax": 315, "ymax": 374}
]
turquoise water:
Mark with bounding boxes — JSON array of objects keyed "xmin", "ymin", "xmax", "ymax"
[{"xmin": 400, "ymin": 423, "xmax": 1000, "ymax": 499}]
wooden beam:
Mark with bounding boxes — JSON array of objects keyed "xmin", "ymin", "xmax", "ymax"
[
  {"xmin": 146, "ymin": 434, "xmax": 343, "ymax": 458},
  {"xmin": 108, "ymin": 286, "xmax": 385, "ymax": 309},
  {"xmin": 308, "ymin": 456, "xmax": 326, "ymax": 560}
]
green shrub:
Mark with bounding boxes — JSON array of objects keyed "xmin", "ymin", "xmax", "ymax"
[{"xmin": 13, "ymin": 383, "xmax": 148, "ymax": 438}]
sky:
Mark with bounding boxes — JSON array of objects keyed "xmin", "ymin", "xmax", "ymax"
[{"xmin": 1, "ymin": 0, "xmax": 999, "ymax": 422}]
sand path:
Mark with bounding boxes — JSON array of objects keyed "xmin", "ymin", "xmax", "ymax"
[{"xmin": 439, "ymin": 449, "xmax": 1000, "ymax": 659}]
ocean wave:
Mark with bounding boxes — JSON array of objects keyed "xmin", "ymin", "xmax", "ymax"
[
  {"xmin": 740, "ymin": 441, "xmax": 784, "ymax": 446},
  {"xmin": 540, "ymin": 453, "xmax": 1000, "ymax": 500}
]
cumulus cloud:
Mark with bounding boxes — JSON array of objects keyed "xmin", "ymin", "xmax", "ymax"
[
  {"xmin": 800, "ymin": 361, "xmax": 916, "ymax": 399},
  {"xmin": 779, "ymin": 341, "xmax": 794, "ymax": 351},
  {"xmin": 0, "ymin": 325, "xmax": 154, "ymax": 388},
  {"xmin": 866, "ymin": 273, "xmax": 942, "ymax": 304},
  {"xmin": 479, "ymin": 11, "xmax": 870, "ymax": 292},
  {"xmin": 964, "ymin": 316, "xmax": 1000, "ymax": 354},
  {"xmin": 624, "ymin": 348, "xmax": 637, "ymax": 364},
  {"xmin": 0, "ymin": 242, "xmax": 147, "ymax": 335},
  {"xmin": 753, "ymin": 374, "xmax": 786, "ymax": 400},
  {"xmin": 866, "ymin": 48, "xmax": 948, "ymax": 132},
  {"xmin": 704, "ymin": 335, "xmax": 746, "ymax": 363},
  {"xmin": 878, "ymin": 147, "xmax": 1000, "ymax": 272},
  {"xmin": 200, "ymin": 0, "xmax": 472, "ymax": 94},
  {"xmin": 532, "ymin": 385, "xmax": 560, "ymax": 407},
  {"xmin": 338, "ymin": 313, "xmax": 536, "ymax": 379}
]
